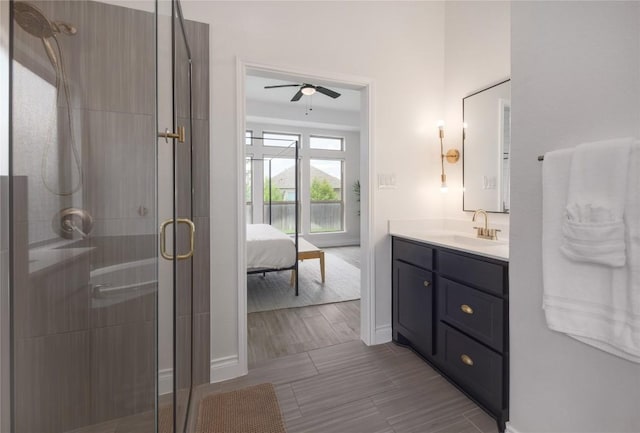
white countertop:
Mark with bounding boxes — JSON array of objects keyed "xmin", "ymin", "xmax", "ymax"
[{"xmin": 389, "ymin": 220, "xmax": 509, "ymax": 261}]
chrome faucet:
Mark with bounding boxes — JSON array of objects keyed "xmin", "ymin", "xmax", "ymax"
[{"xmin": 472, "ymin": 209, "xmax": 501, "ymax": 240}]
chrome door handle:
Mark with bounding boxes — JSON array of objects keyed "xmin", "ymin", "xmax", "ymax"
[{"xmin": 160, "ymin": 218, "xmax": 195, "ymax": 260}]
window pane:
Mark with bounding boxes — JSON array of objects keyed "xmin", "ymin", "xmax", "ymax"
[
  {"xmin": 263, "ymin": 158, "xmax": 297, "ymax": 233},
  {"xmin": 245, "ymin": 130, "xmax": 252, "ymax": 145},
  {"xmin": 310, "ymin": 159, "xmax": 343, "ymax": 233},
  {"xmin": 310, "ymin": 136, "xmax": 343, "ymax": 151},
  {"xmin": 263, "ymin": 132, "xmax": 299, "ymax": 147},
  {"xmin": 245, "ymin": 157, "xmax": 253, "ymax": 223}
]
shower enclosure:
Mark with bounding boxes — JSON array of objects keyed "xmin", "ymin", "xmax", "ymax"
[{"xmin": 5, "ymin": 0, "xmax": 210, "ymax": 431}]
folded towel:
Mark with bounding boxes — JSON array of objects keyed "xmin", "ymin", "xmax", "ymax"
[
  {"xmin": 560, "ymin": 138, "xmax": 633, "ymax": 267},
  {"xmin": 542, "ymin": 142, "xmax": 640, "ymax": 363}
]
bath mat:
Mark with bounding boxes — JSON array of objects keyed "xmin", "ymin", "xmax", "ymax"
[
  {"xmin": 196, "ymin": 383, "xmax": 286, "ymax": 433},
  {"xmin": 159, "ymin": 405, "xmax": 173, "ymax": 433}
]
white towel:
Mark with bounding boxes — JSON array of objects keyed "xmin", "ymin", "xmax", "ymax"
[
  {"xmin": 561, "ymin": 138, "xmax": 633, "ymax": 267},
  {"xmin": 542, "ymin": 143, "xmax": 640, "ymax": 363}
]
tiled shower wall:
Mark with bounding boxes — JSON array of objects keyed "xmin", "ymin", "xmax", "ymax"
[
  {"xmin": 10, "ymin": 1, "xmax": 210, "ymax": 432},
  {"xmin": 183, "ymin": 17, "xmax": 211, "ymax": 388}
]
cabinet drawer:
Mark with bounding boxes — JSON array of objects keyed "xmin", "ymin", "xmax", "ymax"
[
  {"xmin": 393, "ymin": 238, "xmax": 433, "ymax": 270},
  {"xmin": 393, "ymin": 260, "xmax": 434, "ymax": 356},
  {"xmin": 438, "ymin": 323, "xmax": 503, "ymax": 412},
  {"xmin": 438, "ymin": 278, "xmax": 504, "ymax": 352},
  {"xmin": 439, "ymin": 251, "xmax": 505, "ymax": 295}
]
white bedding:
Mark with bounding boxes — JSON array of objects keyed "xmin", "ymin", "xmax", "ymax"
[{"xmin": 246, "ymin": 224, "xmax": 296, "ymax": 270}]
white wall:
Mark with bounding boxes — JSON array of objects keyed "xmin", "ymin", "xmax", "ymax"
[
  {"xmin": 442, "ymin": 1, "xmax": 510, "ymax": 225},
  {"xmin": 509, "ymin": 2, "xmax": 640, "ymax": 432},
  {"xmin": 246, "ymin": 121, "xmax": 361, "ymax": 247},
  {"xmin": 180, "ymin": 1, "xmax": 446, "ymax": 367}
]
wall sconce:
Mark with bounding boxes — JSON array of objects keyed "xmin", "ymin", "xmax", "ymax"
[{"xmin": 437, "ymin": 121, "xmax": 460, "ymax": 192}]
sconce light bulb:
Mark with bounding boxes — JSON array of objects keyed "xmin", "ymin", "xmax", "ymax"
[
  {"xmin": 437, "ymin": 120, "xmax": 445, "ymax": 129},
  {"xmin": 440, "ymin": 183, "xmax": 448, "ymax": 193}
]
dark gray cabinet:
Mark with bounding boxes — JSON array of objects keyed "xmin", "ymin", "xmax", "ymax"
[
  {"xmin": 393, "ymin": 260, "xmax": 434, "ymax": 356},
  {"xmin": 392, "ymin": 236, "xmax": 509, "ymax": 431}
]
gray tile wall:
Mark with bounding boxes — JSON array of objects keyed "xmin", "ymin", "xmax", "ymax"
[
  {"xmin": 0, "ymin": 177, "xmax": 10, "ymax": 433},
  {"xmin": 187, "ymin": 19, "xmax": 211, "ymax": 387}
]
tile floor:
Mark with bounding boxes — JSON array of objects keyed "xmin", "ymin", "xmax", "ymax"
[{"xmin": 191, "ymin": 337, "xmax": 499, "ymax": 433}]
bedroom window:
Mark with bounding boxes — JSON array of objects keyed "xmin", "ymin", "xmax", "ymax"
[
  {"xmin": 263, "ymin": 132, "xmax": 300, "ymax": 148},
  {"xmin": 245, "ymin": 157, "xmax": 253, "ymax": 223},
  {"xmin": 310, "ymin": 135, "xmax": 343, "ymax": 151},
  {"xmin": 310, "ymin": 159, "xmax": 343, "ymax": 233},
  {"xmin": 263, "ymin": 157, "xmax": 298, "ymax": 234},
  {"xmin": 245, "ymin": 130, "xmax": 253, "ymax": 145}
]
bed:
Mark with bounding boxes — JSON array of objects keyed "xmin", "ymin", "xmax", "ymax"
[
  {"xmin": 245, "ymin": 136, "xmax": 300, "ymax": 295},
  {"xmin": 246, "ymin": 224, "xmax": 296, "ymax": 271}
]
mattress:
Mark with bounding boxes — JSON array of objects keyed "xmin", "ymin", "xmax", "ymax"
[{"xmin": 246, "ymin": 224, "xmax": 296, "ymax": 270}]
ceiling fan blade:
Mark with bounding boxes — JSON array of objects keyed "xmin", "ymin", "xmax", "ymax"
[
  {"xmin": 315, "ymin": 86, "xmax": 341, "ymax": 99},
  {"xmin": 291, "ymin": 90, "xmax": 304, "ymax": 102},
  {"xmin": 264, "ymin": 84, "xmax": 301, "ymax": 89}
]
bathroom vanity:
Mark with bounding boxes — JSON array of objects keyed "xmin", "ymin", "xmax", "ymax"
[{"xmin": 391, "ymin": 230, "xmax": 509, "ymax": 431}]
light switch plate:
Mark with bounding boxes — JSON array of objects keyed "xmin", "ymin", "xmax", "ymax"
[{"xmin": 378, "ymin": 173, "xmax": 397, "ymax": 189}]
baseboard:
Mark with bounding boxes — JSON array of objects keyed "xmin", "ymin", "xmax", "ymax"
[
  {"xmin": 158, "ymin": 368, "xmax": 173, "ymax": 396},
  {"xmin": 504, "ymin": 422, "xmax": 522, "ymax": 433},
  {"xmin": 374, "ymin": 324, "xmax": 392, "ymax": 344},
  {"xmin": 210, "ymin": 354, "xmax": 246, "ymax": 383},
  {"xmin": 308, "ymin": 238, "xmax": 360, "ymax": 249}
]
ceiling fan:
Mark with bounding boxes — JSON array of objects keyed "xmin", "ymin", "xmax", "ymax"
[{"xmin": 263, "ymin": 83, "xmax": 341, "ymax": 102}]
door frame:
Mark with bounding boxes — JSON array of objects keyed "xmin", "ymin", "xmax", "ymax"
[
  {"xmin": 0, "ymin": 1, "xmax": 9, "ymax": 431},
  {"xmin": 235, "ymin": 59, "xmax": 377, "ymax": 374}
]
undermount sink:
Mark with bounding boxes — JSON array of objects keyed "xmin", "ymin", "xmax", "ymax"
[{"xmin": 428, "ymin": 234, "xmax": 508, "ymax": 248}]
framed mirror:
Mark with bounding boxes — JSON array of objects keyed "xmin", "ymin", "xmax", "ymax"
[{"xmin": 463, "ymin": 79, "xmax": 511, "ymax": 213}]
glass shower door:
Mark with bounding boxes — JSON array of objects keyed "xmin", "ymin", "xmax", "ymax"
[
  {"xmin": 9, "ymin": 1, "xmax": 159, "ymax": 432},
  {"xmin": 157, "ymin": 0, "xmax": 194, "ymax": 432}
]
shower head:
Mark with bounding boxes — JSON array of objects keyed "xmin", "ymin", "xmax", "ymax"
[
  {"xmin": 13, "ymin": 2, "xmax": 77, "ymax": 38},
  {"xmin": 13, "ymin": 2, "xmax": 77, "ymax": 72},
  {"xmin": 13, "ymin": 2, "xmax": 56, "ymax": 39}
]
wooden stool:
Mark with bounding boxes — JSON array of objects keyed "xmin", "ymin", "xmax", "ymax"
[{"xmin": 290, "ymin": 238, "xmax": 325, "ymax": 286}]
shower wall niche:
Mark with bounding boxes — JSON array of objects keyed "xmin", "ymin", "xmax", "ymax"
[{"xmin": 9, "ymin": 1, "xmax": 210, "ymax": 432}]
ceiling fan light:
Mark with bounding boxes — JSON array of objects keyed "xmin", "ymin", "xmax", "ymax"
[{"xmin": 301, "ymin": 86, "xmax": 316, "ymax": 96}]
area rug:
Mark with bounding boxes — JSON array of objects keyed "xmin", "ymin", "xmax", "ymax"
[
  {"xmin": 196, "ymin": 383, "xmax": 286, "ymax": 433},
  {"xmin": 247, "ymin": 252, "xmax": 360, "ymax": 313}
]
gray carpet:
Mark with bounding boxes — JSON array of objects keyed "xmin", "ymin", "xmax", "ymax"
[{"xmin": 247, "ymin": 252, "xmax": 361, "ymax": 313}]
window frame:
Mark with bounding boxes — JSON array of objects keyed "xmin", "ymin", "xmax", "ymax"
[
  {"xmin": 309, "ymin": 157, "xmax": 345, "ymax": 233},
  {"xmin": 309, "ymin": 134, "xmax": 345, "ymax": 152}
]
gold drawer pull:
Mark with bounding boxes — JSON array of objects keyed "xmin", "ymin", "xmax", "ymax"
[
  {"xmin": 460, "ymin": 304, "xmax": 474, "ymax": 315},
  {"xmin": 423, "ymin": 280, "xmax": 431, "ymax": 287},
  {"xmin": 460, "ymin": 354, "xmax": 474, "ymax": 366}
]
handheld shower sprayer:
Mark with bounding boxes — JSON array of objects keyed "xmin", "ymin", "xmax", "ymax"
[{"xmin": 13, "ymin": 2, "xmax": 83, "ymax": 197}]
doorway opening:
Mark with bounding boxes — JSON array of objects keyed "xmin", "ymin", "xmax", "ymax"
[{"xmin": 240, "ymin": 65, "xmax": 372, "ymax": 369}]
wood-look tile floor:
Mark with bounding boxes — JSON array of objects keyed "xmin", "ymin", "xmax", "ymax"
[
  {"xmin": 248, "ymin": 300, "xmax": 361, "ymax": 367},
  {"xmin": 190, "ymin": 339, "xmax": 499, "ymax": 433},
  {"xmin": 190, "ymin": 298, "xmax": 499, "ymax": 433}
]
